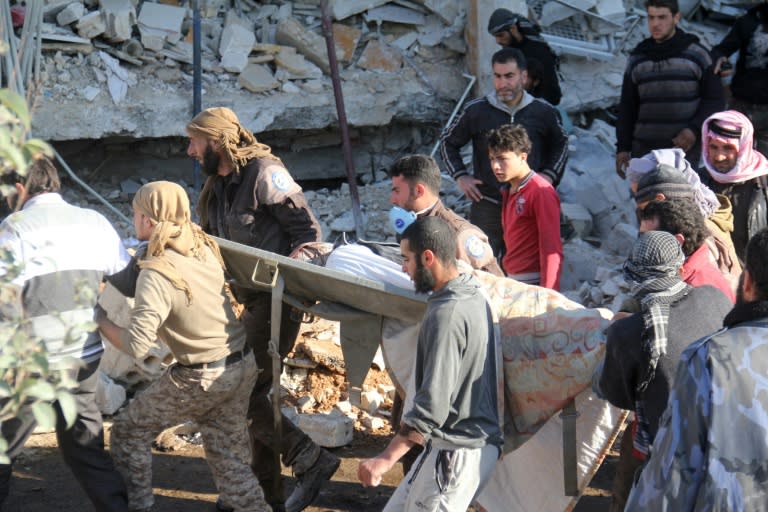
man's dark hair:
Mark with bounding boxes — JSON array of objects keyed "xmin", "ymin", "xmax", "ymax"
[
  {"xmin": 645, "ymin": 0, "xmax": 679, "ymax": 15},
  {"xmin": 486, "ymin": 124, "xmax": 532, "ymax": 155},
  {"xmin": 0, "ymin": 157, "xmax": 61, "ymax": 197},
  {"xmin": 388, "ymin": 155, "xmax": 441, "ymax": 196},
  {"xmin": 401, "ymin": 216, "xmax": 457, "ymax": 267},
  {"xmin": 640, "ymin": 199, "xmax": 708, "ymax": 257},
  {"xmin": 491, "ymin": 47, "xmax": 527, "ymax": 70},
  {"xmin": 744, "ymin": 228, "xmax": 768, "ymax": 300}
]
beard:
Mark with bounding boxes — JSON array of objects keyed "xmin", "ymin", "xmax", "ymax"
[
  {"xmin": 202, "ymin": 145, "xmax": 221, "ymax": 176},
  {"xmin": 412, "ymin": 259, "xmax": 436, "ymax": 294}
]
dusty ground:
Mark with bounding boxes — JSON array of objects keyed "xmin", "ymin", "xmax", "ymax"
[{"xmin": 3, "ymin": 428, "xmax": 617, "ymax": 512}]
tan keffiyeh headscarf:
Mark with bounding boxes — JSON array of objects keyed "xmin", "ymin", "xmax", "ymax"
[
  {"xmin": 187, "ymin": 107, "xmax": 282, "ymax": 228},
  {"xmin": 132, "ymin": 181, "xmax": 224, "ymax": 304}
]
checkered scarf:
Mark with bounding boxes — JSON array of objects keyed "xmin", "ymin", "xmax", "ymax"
[{"xmin": 623, "ymin": 231, "xmax": 691, "ymax": 456}]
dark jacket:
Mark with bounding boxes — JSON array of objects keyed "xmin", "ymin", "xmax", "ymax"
[
  {"xmin": 439, "ymin": 91, "xmax": 568, "ymax": 198},
  {"xmin": 599, "ymin": 285, "xmax": 731, "ymax": 439},
  {"xmin": 711, "ymin": 4, "xmax": 768, "ymax": 104},
  {"xmin": 201, "ymin": 157, "xmax": 322, "ymax": 256},
  {"xmin": 700, "ymin": 172, "xmax": 768, "ymax": 262},
  {"xmin": 617, "ymin": 29, "xmax": 724, "ymax": 158}
]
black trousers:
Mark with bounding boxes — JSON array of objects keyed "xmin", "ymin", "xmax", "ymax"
[
  {"xmin": 0, "ymin": 360, "xmax": 129, "ymax": 511},
  {"xmin": 240, "ymin": 294, "xmax": 315, "ymax": 504}
]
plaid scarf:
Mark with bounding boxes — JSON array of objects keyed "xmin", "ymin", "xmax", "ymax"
[{"xmin": 623, "ymin": 231, "xmax": 691, "ymax": 456}]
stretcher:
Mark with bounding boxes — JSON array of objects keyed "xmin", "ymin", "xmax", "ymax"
[{"xmin": 215, "ymin": 237, "xmax": 624, "ymax": 508}]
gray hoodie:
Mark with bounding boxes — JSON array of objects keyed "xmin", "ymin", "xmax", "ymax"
[{"xmin": 404, "ymin": 273, "xmax": 503, "ymax": 449}]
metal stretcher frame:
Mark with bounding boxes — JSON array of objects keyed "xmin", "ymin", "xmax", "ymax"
[{"xmin": 216, "ymin": 237, "xmax": 584, "ymax": 498}]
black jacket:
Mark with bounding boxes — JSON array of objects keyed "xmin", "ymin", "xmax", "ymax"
[
  {"xmin": 599, "ymin": 285, "xmax": 731, "ymax": 438},
  {"xmin": 439, "ymin": 92, "xmax": 568, "ymax": 198},
  {"xmin": 700, "ymin": 172, "xmax": 768, "ymax": 262},
  {"xmin": 711, "ymin": 4, "xmax": 768, "ymax": 104}
]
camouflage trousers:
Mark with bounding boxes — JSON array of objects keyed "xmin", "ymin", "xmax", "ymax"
[{"xmin": 111, "ymin": 352, "xmax": 271, "ymax": 512}]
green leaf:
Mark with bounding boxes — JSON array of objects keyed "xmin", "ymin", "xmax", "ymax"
[
  {"xmin": 30, "ymin": 352, "xmax": 49, "ymax": 374},
  {"xmin": 56, "ymin": 390, "xmax": 77, "ymax": 429},
  {"xmin": 31, "ymin": 401, "xmax": 57, "ymax": 429},
  {"xmin": 0, "ymin": 90, "xmax": 30, "ymax": 130},
  {"xmin": 23, "ymin": 138, "xmax": 53, "ymax": 158},
  {"xmin": 0, "ymin": 146, "xmax": 26, "ymax": 175},
  {"xmin": 22, "ymin": 380, "xmax": 56, "ymax": 401}
]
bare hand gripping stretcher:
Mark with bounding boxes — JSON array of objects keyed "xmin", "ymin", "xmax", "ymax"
[{"xmin": 216, "ymin": 237, "xmax": 625, "ymax": 509}]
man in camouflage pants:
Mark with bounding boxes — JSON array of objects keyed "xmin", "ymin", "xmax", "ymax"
[
  {"xmin": 96, "ymin": 181, "xmax": 271, "ymax": 512},
  {"xmin": 625, "ymin": 227, "xmax": 768, "ymax": 510}
]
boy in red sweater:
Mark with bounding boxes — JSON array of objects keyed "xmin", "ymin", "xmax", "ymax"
[{"xmin": 488, "ymin": 124, "xmax": 563, "ymax": 290}]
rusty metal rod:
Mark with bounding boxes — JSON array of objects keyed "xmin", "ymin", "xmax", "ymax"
[{"xmin": 320, "ymin": 0, "xmax": 365, "ymax": 239}]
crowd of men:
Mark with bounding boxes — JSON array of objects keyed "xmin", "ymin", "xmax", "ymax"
[{"xmin": 1, "ymin": 0, "xmax": 768, "ymax": 510}]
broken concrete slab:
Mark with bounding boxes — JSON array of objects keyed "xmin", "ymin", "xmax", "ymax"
[
  {"xmin": 76, "ymin": 10, "xmax": 107, "ymax": 39},
  {"xmin": 57, "ymin": 3, "xmax": 87, "ymax": 26},
  {"xmin": 329, "ymin": 0, "xmax": 390, "ymax": 20},
  {"xmin": 137, "ymin": 2, "xmax": 186, "ymax": 51},
  {"xmin": 274, "ymin": 47, "xmax": 323, "ymax": 79},
  {"xmin": 275, "ymin": 17, "xmax": 331, "ymax": 74},
  {"xmin": 297, "ymin": 412, "xmax": 354, "ymax": 447},
  {"xmin": 357, "ymin": 39, "xmax": 402, "ymax": 72},
  {"xmin": 332, "ymin": 23, "xmax": 361, "ymax": 63},
  {"xmin": 418, "ymin": 0, "xmax": 462, "ymax": 25},
  {"xmin": 99, "ymin": 0, "xmax": 137, "ymax": 43},
  {"xmin": 364, "ymin": 5, "xmax": 427, "ymax": 26},
  {"xmin": 238, "ymin": 63, "xmax": 280, "ymax": 93},
  {"xmin": 219, "ymin": 23, "xmax": 256, "ymax": 73}
]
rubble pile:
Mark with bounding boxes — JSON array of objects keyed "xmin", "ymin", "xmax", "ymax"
[{"xmin": 25, "ymin": 0, "xmax": 470, "ymax": 143}]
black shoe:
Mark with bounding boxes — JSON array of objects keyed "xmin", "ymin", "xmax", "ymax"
[{"xmin": 284, "ymin": 449, "xmax": 341, "ymax": 512}]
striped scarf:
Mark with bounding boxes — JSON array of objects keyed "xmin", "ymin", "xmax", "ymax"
[{"xmin": 623, "ymin": 230, "xmax": 691, "ymax": 456}]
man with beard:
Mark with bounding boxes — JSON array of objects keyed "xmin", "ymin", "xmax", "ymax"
[
  {"xmin": 357, "ymin": 217, "xmax": 502, "ymax": 511},
  {"xmin": 615, "ymin": 0, "xmax": 724, "ymax": 177},
  {"xmin": 389, "ymin": 154, "xmax": 502, "ymax": 276},
  {"xmin": 625, "ymin": 227, "xmax": 768, "ymax": 510},
  {"xmin": 440, "ymin": 47, "xmax": 567, "ymax": 256},
  {"xmin": 699, "ymin": 110, "xmax": 768, "ymax": 263},
  {"xmin": 487, "ymin": 8, "xmax": 562, "ymax": 105},
  {"xmin": 186, "ymin": 107, "xmax": 337, "ymax": 512}
]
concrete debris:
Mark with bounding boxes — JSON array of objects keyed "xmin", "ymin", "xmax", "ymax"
[
  {"xmin": 137, "ymin": 2, "xmax": 186, "ymax": 51},
  {"xmin": 357, "ymin": 39, "xmax": 403, "ymax": 73},
  {"xmin": 329, "ymin": 0, "xmax": 391, "ymax": 21},
  {"xmin": 297, "ymin": 411, "xmax": 354, "ymax": 447},
  {"xmin": 360, "ymin": 390, "xmax": 384, "ymax": 414},
  {"xmin": 364, "ymin": 5, "xmax": 426, "ymax": 26},
  {"xmin": 332, "ymin": 23, "xmax": 362, "ymax": 63},
  {"xmin": 237, "ymin": 64, "xmax": 280, "ymax": 92},
  {"xmin": 219, "ymin": 22, "xmax": 256, "ymax": 73},
  {"xmin": 76, "ymin": 10, "xmax": 107, "ymax": 39},
  {"xmin": 99, "ymin": 0, "xmax": 137, "ymax": 42},
  {"xmin": 275, "ymin": 17, "xmax": 333, "ymax": 75},
  {"xmin": 361, "ymin": 415, "xmax": 385, "ymax": 430},
  {"xmin": 57, "ymin": 3, "xmax": 87, "ymax": 26}
]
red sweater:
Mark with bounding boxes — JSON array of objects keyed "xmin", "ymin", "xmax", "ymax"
[
  {"xmin": 501, "ymin": 172, "xmax": 563, "ymax": 290},
  {"xmin": 682, "ymin": 243, "xmax": 736, "ymax": 303}
]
